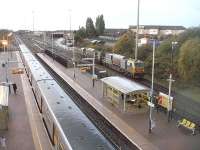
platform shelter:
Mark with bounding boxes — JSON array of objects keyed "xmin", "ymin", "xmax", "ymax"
[{"xmin": 101, "ymin": 76, "xmax": 149, "ymax": 112}]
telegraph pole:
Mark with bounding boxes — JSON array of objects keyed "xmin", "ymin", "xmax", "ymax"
[
  {"xmin": 167, "ymin": 41, "xmax": 177, "ymax": 122},
  {"xmin": 135, "ymin": 0, "xmax": 140, "ymax": 61},
  {"xmin": 32, "ymin": 11, "xmax": 35, "ymax": 33}
]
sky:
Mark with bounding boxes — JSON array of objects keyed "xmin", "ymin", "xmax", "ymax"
[{"xmin": 0, "ymin": 0, "xmax": 200, "ymax": 31}]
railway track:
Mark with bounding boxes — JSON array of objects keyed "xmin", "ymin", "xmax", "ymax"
[
  {"xmin": 36, "ymin": 54, "xmax": 140, "ymax": 150},
  {"xmin": 22, "ymin": 35, "xmax": 200, "ymax": 128},
  {"xmin": 19, "ymin": 34, "xmax": 143, "ymax": 149}
]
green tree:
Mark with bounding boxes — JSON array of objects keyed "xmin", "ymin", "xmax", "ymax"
[
  {"xmin": 74, "ymin": 27, "xmax": 86, "ymax": 44},
  {"xmin": 178, "ymin": 27, "xmax": 200, "ymax": 44},
  {"xmin": 95, "ymin": 14, "xmax": 105, "ymax": 35},
  {"xmin": 86, "ymin": 17, "xmax": 96, "ymax": 37},
  {"xmin": 178, "ymin": 37, "xmax": 200, "ymax": 82},
  {"xmin": 145, "ymin": 40, "xmax": 177, "ymax": 79},
  {"xmin": 113, "ymin": 30, "xmax": 135, "ymax": 57}
]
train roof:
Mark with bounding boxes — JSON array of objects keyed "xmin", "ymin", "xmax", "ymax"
[
  {"xmin": 19, "ymin": 44, "xmax": 31, "ymax": 53},
  {"xmin": 37, "ymin": 80, "xmax": 114, "ymax": 150},
  {"xmin": 27, "ymin": 60, "xmax": 53, "ymax": 81},
  {"xmin": 101, "ymin": 76, "xmax": 149, "ymax": 94},
  {"xmin": 19, "ymin": 41, "xmax": 115, "ymax": 149},
  {"xmin": 23, "ymin": 53, "xmax": 37, "ymax": 61}
]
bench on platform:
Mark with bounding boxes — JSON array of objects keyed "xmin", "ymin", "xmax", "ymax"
[{"xmin": 177, "ymin": 118, "xmax": 196, "ymax": 135}]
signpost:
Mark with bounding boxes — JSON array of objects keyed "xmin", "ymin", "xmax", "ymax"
[{"xmin": 157, "ymin": 92, "xmax": 173, "ymax": 111}]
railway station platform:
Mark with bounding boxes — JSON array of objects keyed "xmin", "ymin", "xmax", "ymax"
[
  {"xmin": 0, "ymin": 51, "xmax": 52, "ymax": 150},
  {"xmin": 38, "ymin": 53, "xmax": 200, "ymax": 150}
]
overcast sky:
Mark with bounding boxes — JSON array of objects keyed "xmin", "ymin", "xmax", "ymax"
[{"xmin": 0, "ymin": 0, "xmax": 199, "ymax": 31}]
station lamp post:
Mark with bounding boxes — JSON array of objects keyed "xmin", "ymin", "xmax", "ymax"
[
  {"xmin": 7, "ymin": 32, "xmax": 13, "ymax": 58},
  {"xmin": 51, "ymin": 33, "xmax": 54, "ymax": 61},
  {"xmin": 149, "ymin": 40, "xmax": 156, "ymax": 133},
  {"xmin": 72, "ymin": 32, "xmax": 76, "ymax": 79},
  {"xmin": 2, "ymin": 39, "xmax": 8, "ymax": 83},
  {"xmin": 135, "ymin": 0, "xmax": 140, "ymax": 61},
  {"xmin": 32, "ymin": 11, "xmax": 35, "ymax": 33}
]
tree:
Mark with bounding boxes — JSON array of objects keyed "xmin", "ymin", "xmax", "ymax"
[
  {"xmin": 178, "ymin": 27, "xmax": 200, "ymax": 44},
  {"xmin": 86, "ymin": 17, "xmax": 96, "ymax": 37},
  {"xmin": 178, "ymin": 37, "xmax": 200, "ymax": 82},
  {"xmin": 145, "ymin": 39, "xmax": 178, "ymax": 79},
  {"xmin": 74, "ymin": 27, "xmax": 86, "ymax": 44},
  {"xmin": 95, "ymin": 14, "xmax": 105, "ymax": 35},
  {"xmin": 113, "ymin": 30, "xmax": 135, "ymax": 57}
]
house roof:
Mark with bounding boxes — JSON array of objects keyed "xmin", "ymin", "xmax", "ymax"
[{"xmin": 101, "ymin": 76, "xmax": 149, "ymax": 94}]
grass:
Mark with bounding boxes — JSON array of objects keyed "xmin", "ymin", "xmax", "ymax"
[{"xmin": 145, "ymin": 75, "xmax": 200, "ymax": 104}]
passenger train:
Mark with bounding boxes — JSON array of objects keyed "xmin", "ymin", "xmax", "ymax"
[{"xmin": 16, "ymin": 37, "xmax": 115, "ymax": 150}]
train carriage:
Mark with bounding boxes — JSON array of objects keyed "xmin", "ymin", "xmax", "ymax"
[{"xmin": 18, "ymin": 41, "xmax": 115, "ymax": 150}]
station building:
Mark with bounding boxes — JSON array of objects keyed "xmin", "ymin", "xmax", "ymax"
[{"xmin": 101, "ymin": 76, "xmax": 149, "ymax": 113}]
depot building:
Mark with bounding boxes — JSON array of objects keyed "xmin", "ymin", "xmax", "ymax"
[{"xmin": 101, "ymin": 76, "xmax": 150, "ymax": 113}]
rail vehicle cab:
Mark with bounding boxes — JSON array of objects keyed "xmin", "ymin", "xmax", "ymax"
[{"xmin": 127, "ymin": 59, "xmax": 144, "ymax": 78}]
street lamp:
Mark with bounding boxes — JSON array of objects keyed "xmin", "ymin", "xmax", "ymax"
[
  {"xmin": 149, "ymin": 39, "xmax": 156, "ymax": 133},
  {"xmin": 32, "ymin": 11, "xmax": 35, "ymax": 33},
  {"xmin": 7, "ymin": 32, "xmax": 13, "ymax": 58},
  {"xmin": 167, "ymin": 41, "xmax": 177, "ymax": 122},
  {"xmin": 72, "ymin": 32, "xmax": 76, "ymax": 79},
  {"xmin": 2, "ymin": 38, "xmax": 8, "ymax": 83},
  {"xmin": 92, "ymin": 52, "xmax": 96, "ymax": 87},
  {"xmin": 51, "ymin": 33, "xmax": 54, "ymax": 61},
  {"xmin": 135, "ymin": 0, "xmax": 140, "ymax": 61}
]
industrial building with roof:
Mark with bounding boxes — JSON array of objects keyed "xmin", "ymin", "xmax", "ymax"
[{"xmin": 129, "ymin": 25, "xmax": 186, "ymax": 36}]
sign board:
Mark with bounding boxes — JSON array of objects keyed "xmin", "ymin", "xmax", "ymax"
[
  {"xmin": 11, "ymin": 68, "xmax": 24, "ymax": 74},
  {"xmin": 158, "ymin": 92, "xmax": 173, "ymax": 111}
]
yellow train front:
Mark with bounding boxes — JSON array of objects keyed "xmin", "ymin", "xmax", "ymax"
[
  {"xmin": 105, "ymin": 53, "xmax": 144, "ymax": 78},
  {"xmin": 126, "ymin": 59, "xmax": 144, "ymax": 78}
]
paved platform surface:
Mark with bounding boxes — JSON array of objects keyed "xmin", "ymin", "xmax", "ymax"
[
  {"xmin": 39, "ymin": 53, "xmax": 200, "ymax": 150},
  {"xmin": 0, "ymin": 52, "xmax": 35, "ymax": 150},
  {"xmin": 0, "ymin": 52, "xmax": 52, "ymax": 150}
]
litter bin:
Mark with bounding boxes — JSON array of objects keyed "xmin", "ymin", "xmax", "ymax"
[{"xmin": 0, "ymin": 85, "xmax": 9, "ymax": 130}]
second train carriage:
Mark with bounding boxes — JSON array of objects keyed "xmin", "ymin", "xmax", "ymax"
[{"xmin": 18, "ymin": 42, "xmax": 116, "ymax": 150}]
